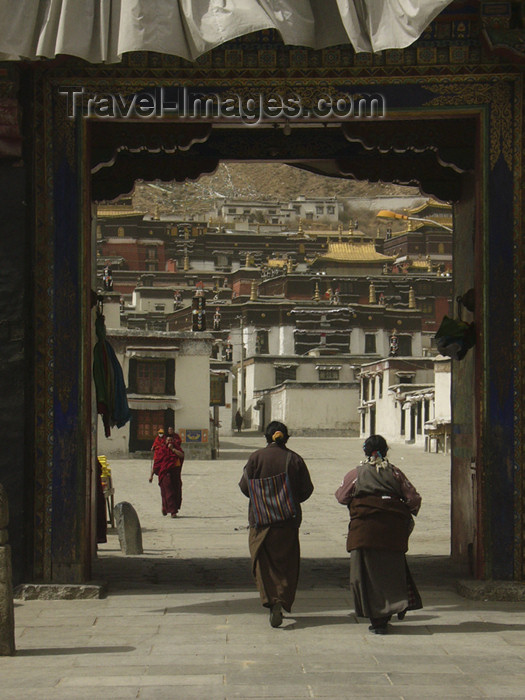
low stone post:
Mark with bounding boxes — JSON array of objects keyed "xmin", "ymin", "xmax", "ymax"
[
  {"xmin": 0, "ymin": 483, "xmax": 15, "ymax": 655},
  {"xmin": 114, "ymin": 502, "xmax": 143, "ymax": 555}
]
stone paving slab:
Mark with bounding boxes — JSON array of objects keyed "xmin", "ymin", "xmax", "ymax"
[
  {"xmin": 136, "ymin": 690, "xmax": 230, "ymax": 700},
  {"xmin": 1, "ymin": 692, "xmax": 141, "ymax": 700},
  {"xmin": 3, "ymin": 438, "xmax": 525, "ymax": 698}
]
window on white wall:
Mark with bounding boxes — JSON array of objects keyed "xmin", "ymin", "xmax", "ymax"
[
  {"xmin": 255, "ymin": 330, "xmax": 269, "ymax": 355},
  {"xmin": 317, "ymin": 366, "xmax": 340, "ymax": 381},
  {"xmin": 397, "ymin": 335, "xmax": 412, "ymax": 356},
  {"xmin": 365, "ymin": 334, "xmax": 377, "ymax": 353},
  {"xmin": 129, "ymin": 357, "xmax": 175, "ymax": 395},
  {"xmin": 275, "ymin": 365, "xmax": 297, "ymax": 384},
  {"xmin": 137, "ymin": 361, "xmax": 166, "ymax": 394},
  {"xmin": 136, "ymin": 410, "xmax": 164, "ymax": 440}
]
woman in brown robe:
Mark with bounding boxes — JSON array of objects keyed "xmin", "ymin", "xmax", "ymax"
[
  {"xmin": 239, "ymin": 421, "xmax": 314, "ymax": 627},
  {"xmin": 335, "ymin": 434, "xmax": 422, "ymax": 635}
]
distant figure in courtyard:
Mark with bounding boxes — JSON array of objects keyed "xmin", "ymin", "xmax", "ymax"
[
  {"xmin": 335, "ymin": 434, "xmax": 422, "ymax": 635},
  {"xmin": 149, "ymin": 428, "xmax": 185, "ymax": 517},
  {"xmin": 239, "ymin": 421, "xmax": 314, "ymax": 627},
  {"xmin": 235, "ymin": 410, "xmax": 243, "ymax": 432}
]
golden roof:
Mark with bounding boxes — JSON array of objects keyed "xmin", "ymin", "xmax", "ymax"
[
  {"xmin": 387, "ymin": 220, "xmax": 451, "ymax": 237},
  {"xmin": 410, "ymin": 259, "xmax": 430, "ymax": 269},
  {"xmin": 315, "ymin": 241, "xmax": 395, "ymax": 264},
  {"xmin": 409, "ymin": 198, "xmax": 452, "ymax": 215},
  {"xmin": 305, "ymin": 229, "xmax": 366, "ymax": 238},
  {"xmin": 97, "ymin": 205, "xmax": 147, "ymax": 218},
  {"xmin": 267, "ymin": 259, "xmax": 287, "ymax": 268},
  {"xmin": 407, "ymin": 199, "xmax": 453, "ymax": 226}
]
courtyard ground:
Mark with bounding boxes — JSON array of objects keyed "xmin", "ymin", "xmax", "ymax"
[{"xmin": 3, "ymin": 437, "xmax": 525, "ymax": 699}]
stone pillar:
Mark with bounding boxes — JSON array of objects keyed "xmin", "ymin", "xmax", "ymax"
[{"xmin": 0, "ymin": 483, "xmax": 15, "ymax": 655}]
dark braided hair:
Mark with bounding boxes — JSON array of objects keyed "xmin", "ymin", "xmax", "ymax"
[
  {"xmin": 363, "ymin": 434, "xmax": 389, "ymax": 459},
  {"xmin": 264, "ymin": 421, "xmax": 289, "ymax": 446}
]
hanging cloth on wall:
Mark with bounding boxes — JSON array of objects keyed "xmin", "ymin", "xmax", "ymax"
[
  {"xmin": 434, "ymin": 290, "xmax": 476, "ymax": 361},
  {"xmin": 93, "ymin": 312, "xmax": 130, "ymax": 437},
  {"xmin": 434, "ymin": 316, "xmax": 475, "ymax": 361},
  {"xmin": 0, "ymin": 0, "xmax": 454, "ymax": 63}
]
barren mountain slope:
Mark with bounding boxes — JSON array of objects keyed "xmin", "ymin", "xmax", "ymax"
[{"xmin": 132, "ymin": 163, "xmax": 421, "ymax": 221}]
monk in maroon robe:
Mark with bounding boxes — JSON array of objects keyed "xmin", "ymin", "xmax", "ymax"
[{"xmin": 149, "ymin": 430, "xmax": 184, "ymax": 517}]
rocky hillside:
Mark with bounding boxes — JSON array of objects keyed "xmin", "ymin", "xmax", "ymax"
[{"xmin": 131, "ymin": 163, "xmax": 421, "ymax": 225}]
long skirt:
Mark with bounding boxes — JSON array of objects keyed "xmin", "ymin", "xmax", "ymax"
[
  {"xmin": 249, "ymin": 524, "xmax": 300, "ymax": 613},
  {"xmin": 159, "ymin": 467, "xmax": 182, "ymax": 516},
  {"xmin": 350, "ymin": 548, "xmax": 422, "ymax": 620}
]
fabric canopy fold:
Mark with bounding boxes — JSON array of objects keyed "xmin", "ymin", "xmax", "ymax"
[{"xmin": 0, "ymin": 0, "xmax": 453, "ymax": 63}]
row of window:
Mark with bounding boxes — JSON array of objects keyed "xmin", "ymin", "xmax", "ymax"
[
  {"xmin": 108, "ymin": 226, "xmax": 203, "ymax": 239},
  {"xmin": 365, "ymin": 334, "xmax": 412, "ymax": 355},
  {"xmin": 361, "ymin": 399, "xmax": 432, "ymax": 439},
  {"xmin": 400, "ymin": 400, "xmax": 431, "ymax": 437},
  {"xmin": 132, "ymin": 350, "xmax": 417, "ymax": 398},
  {"xmin": 254, "ymin": 331, "xmax": 412, "ymax": 356},
  {"xmin": 361, "ymin": 374, "xmax": 384, "ymax": 401},
  {"xmin": 274, "ymin": 366, "xmax": 340, "ymax": 383},
  {"xmin": 224, "ymin": 206, "xmax": 336, "ymax": 216}
]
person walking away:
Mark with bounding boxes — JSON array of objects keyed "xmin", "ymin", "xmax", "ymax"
[
  {"xmin": 335, "ymin": 434, "xmax": 422, "ymax": 635},
  {"xmin": 239, "ymin": 421, "xmax": 313, "ymax": 627},
  {"xmin": 235, "ymin": 410, "xmax": 243, "ymax": 432}
]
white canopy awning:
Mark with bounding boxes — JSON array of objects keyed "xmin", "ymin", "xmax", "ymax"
[
  {"xmin": 0, "ymin": 0, "xmax": 453, "ymax": 63},
  {"xmin": 127, "ymin": 396, "xmax": 180, "ymax": 410}
]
